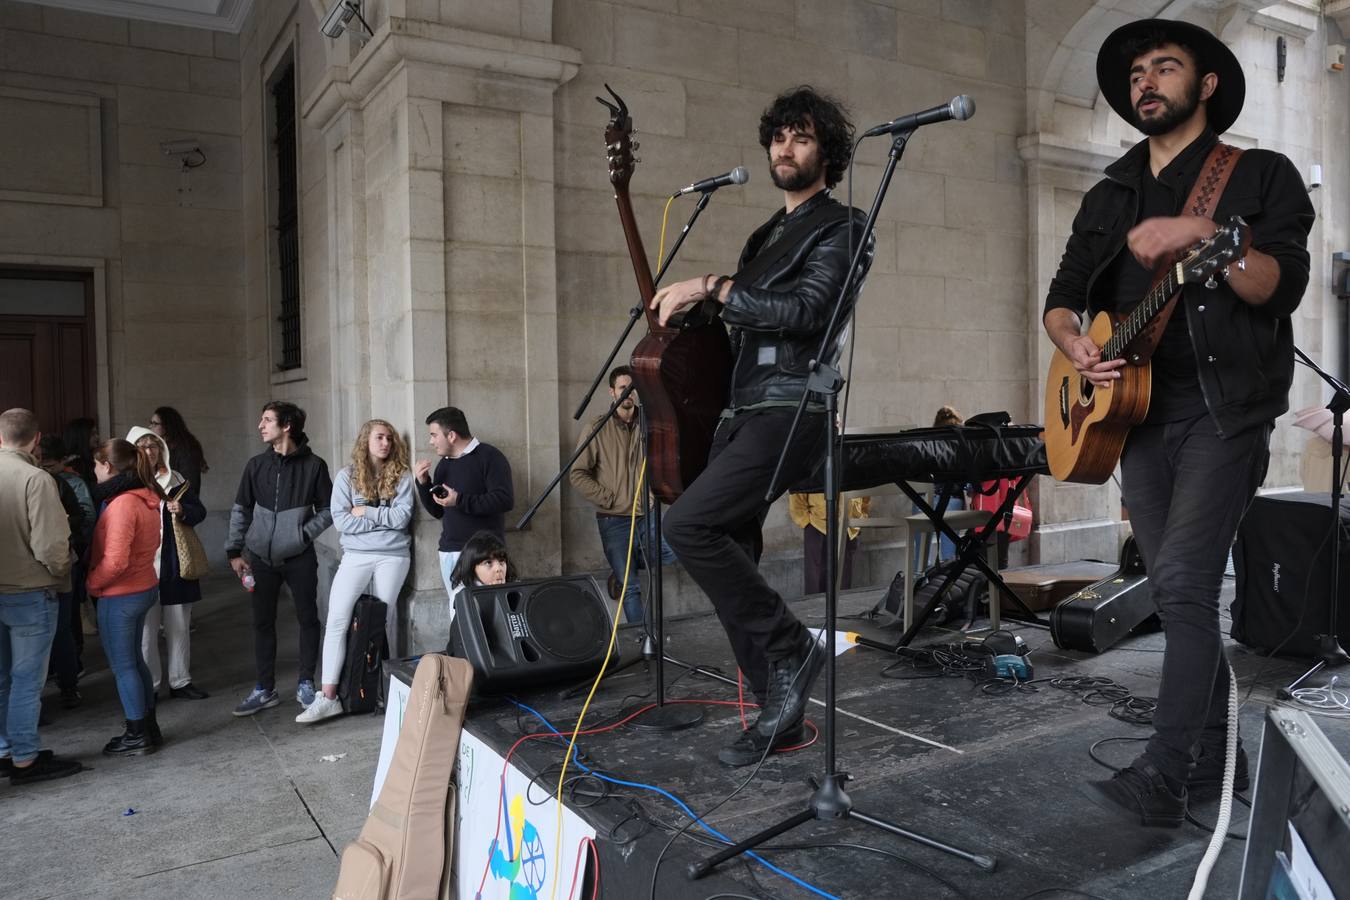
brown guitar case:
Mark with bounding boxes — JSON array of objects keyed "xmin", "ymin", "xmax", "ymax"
[{"xmin": 332, "ymin": 654, "xmax": 475, "ymax": 900}]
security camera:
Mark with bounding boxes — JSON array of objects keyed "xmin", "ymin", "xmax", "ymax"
[
  {"xmin": 320, "ymin": 0, "xmax": 360, "ymax": 39},
  {"xmin": 160, "ymin": 139, "xmax": 201, "ymax": 157}
]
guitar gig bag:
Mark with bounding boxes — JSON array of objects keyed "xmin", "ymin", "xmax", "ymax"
[{"xmin": 332, "ymin": 654, "xmax": 475, "ymax": 900}]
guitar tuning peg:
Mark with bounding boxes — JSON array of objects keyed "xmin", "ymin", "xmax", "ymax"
[
  {"xmin": 632, "ymin": 141, "xmax": 640, "ymax": 150},
  {"xmin": 633, "ymin": 156, "xmax": 642, "ymax": 164},
  {"xmin": 1204, "ymin": 274, "xmax": 1218, "ymax": 289}
]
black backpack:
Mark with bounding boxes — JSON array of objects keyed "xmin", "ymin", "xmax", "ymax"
[
  {"xmin": 339, "ymin": 595, "xmax": 389, "ymax": 714},
  {"xmin": 869, "ymin": 561, "xmax": 989, "ymax": 630}
]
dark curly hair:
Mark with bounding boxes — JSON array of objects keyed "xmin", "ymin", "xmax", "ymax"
[
  {"xmin": 758, "ymin": 86, "xmax": 854, "ymax": 190},
  {"xmin": 1119, "ymin": 28, "xmax": 1207, "ymax": 76}
]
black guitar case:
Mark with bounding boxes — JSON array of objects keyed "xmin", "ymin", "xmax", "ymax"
[{"xmin": 1049, "ymin": 537, "xmax": 1159, "ymax": 654}]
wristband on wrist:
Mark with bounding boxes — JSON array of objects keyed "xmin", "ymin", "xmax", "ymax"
[{"xmin": 713, "ymin": 276, "xmax": 730, "ymax": 299}]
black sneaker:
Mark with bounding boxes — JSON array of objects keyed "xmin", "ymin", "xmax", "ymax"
[
  {"xmin": 1086, "ymin": 760, "xmax": 1186, "ymax": 828},
  {"xmin": 10, "ymin": 751, "xmax": 83, "ymax": 785},
  {"xmin": 1189, "ymin": 743, "xmax": 1249, "ymax": 798},
  {"xmin": 60, "ymin": 687, "xmax": 82, "ymax": 710},
  {"xmin": 717, "ymin": 722, "xmax": 806, "ymax": 768},
  {"xmin": 170, "ymin": 683, "xmax": 209, "ymax": 700}
]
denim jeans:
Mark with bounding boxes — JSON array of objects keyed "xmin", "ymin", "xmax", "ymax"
[
  {"xmin": 97, "ymin": 588, "xmax": 159, "ymax": 721},
  {"xmin": 1120, "ymin": 415, "xmax": 1272, "ymax": 782},
  {"xmin": 596, "ymin": 513, "xmax": 677, "ymax": 624},
  {"xmin": 0, "ymin": 590, "xmax": 58, "ymax": 763}
]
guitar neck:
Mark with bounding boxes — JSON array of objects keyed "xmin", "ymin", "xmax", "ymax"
[
  {"xmin": 613, "ymin": 187, "xmax": 664, "ymax": 333},
  {"xmin": 1101, "ymin": 261, "xmax": 1183, "ymax": 361}
]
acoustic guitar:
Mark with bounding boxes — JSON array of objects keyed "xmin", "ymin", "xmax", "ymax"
[
  {"xmin": 598, "ymin": 86, "xmax": 732, "ymax": 504},
  {"xmin": 1043, "ymin": 215, "xmax": 1250, "ymax": 484}
]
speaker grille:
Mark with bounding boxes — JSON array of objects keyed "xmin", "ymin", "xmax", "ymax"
[{"xmin": 524, "ymin": 582, "xmax": 610, "ymax": 662}]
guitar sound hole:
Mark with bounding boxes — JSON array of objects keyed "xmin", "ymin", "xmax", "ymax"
[{"xmin": 1078, "ymin": 377, "xmax": 1095, "ymax": 406}]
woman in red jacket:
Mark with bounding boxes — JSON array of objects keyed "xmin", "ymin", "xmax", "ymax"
[{"xmin": 89, "ymin": 439, "xmax": 166, "ymax": 756}]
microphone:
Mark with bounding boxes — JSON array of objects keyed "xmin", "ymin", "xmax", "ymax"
[
  {"xmin": 861, "ymin": 95, "xmax": 975, "ymax": 138},
  {"xmin": 673, "ymin": 166, "xmax": 749, "ymax": 197}
]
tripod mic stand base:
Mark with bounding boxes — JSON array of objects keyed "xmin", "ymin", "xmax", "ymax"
[
  {"xmin": 625, "ymin": 702, "xmax": 704, "ymax": 732},
  {"xmin": 1278, "ymin": 634, "xmax": 1350, "ymax": 700}
]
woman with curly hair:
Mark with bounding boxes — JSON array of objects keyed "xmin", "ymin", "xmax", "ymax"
[{"xmin": 297, "ymin": 419, "xmax": 413, "ymax": 724}]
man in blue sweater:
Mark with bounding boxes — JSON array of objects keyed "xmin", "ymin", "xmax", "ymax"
[{"xmin": 414, "ymin": 407, "xmax": 514, "ymax": 612}]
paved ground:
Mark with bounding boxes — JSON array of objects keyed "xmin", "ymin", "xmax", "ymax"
[{"xmin": 2, "ymin": 573, "xmax": 376, "ymax": 900}]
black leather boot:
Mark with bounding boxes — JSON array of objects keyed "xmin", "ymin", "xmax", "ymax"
[
  {"xmin": 144, "ymin": 708, "xmax": 164, "ymax": 748},
  {"xmin": 719, "ymin": 633, "xmax": 824, "ymax": 767},
  {"xmin": 1189, "ymin": 737, "xmax": 1248, "ymax": 798},
  {"xmin": 103, "ymin": 719, "xmax": 155, "ymax": 757}
]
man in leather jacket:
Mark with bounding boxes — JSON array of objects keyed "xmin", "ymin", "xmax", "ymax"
[
  {"xmin": 653, "ymin": 86, "xmax": 873, "ymax": 767},
  {"xmin": 1043, "ymin": 20, "xmax": 1312, "ymax": 826}
]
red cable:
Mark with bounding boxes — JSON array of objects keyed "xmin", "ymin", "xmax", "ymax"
[
  {"xmin": 565, "ymin": 836, "xmax": 587, "ymax": 900},
  {"xmin": 473, "ymin": 697, "xmax": 815, "ymax": 897}
]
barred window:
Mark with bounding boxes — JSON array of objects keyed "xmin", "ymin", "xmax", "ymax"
[{"xmin": 270, "ymin": 60, "xmax": 301, "ymax": 371}]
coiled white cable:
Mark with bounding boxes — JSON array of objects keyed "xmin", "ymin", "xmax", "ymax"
[{"xmin": 1187, "ymin": 662, "xmax": 1239, "ymax": 900}]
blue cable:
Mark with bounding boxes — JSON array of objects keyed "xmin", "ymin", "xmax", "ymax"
[{"xmin": 509, "ymin": 700, "xmax": 839, "ymax": 900}]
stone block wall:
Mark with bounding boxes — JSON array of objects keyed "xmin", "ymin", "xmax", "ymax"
[{"xmin": 0, "ymin": 0, "xmax": 246, "ymax": 552}]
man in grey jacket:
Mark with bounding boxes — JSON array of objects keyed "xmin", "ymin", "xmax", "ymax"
[
  {"xmin": 226, "ymin": 402, "xmax": 333, "ymax": 716},
  {"xmin": 0, "ymin": 408, "xmax": 82, "ymax": 784}
]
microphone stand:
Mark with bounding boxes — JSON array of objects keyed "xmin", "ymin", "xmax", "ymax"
[
  {"xmin": 690, "ymin": 127, "xmax": 995, "ymax": 882},
  {"xmin": 1279, "ymin": 346, "xmax": 1350, "ymax": 699},
  {"xmin": 518, "ymin": 190, "xmax": 717, "ymax": 732}
]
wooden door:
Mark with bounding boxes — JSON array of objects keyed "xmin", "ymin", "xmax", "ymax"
[{"xmin": 0, "ymin": 270, "xmax": 95, "ymax": 438}]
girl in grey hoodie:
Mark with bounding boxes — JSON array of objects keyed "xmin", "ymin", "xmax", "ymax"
[{"xmin": 298, "ymin": 419, "xmax": 413, "ymax": 724}]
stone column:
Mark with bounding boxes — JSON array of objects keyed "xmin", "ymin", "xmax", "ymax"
[
  {"xmin": 304, "ymin": 12, "xmax": 579, "ymax": 652},
  {"xmin": 1017, "ymin": 132, "xmax": 1127, "ymax": 564}
]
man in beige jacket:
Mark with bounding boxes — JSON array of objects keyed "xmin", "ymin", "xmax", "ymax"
[
  {"xmin": 569, "ymin": 367, "xmax": 675, "ymax": 624},
  {"xmin": 0, "ymin": 408, "xmax": 82, "ymax": 785}
]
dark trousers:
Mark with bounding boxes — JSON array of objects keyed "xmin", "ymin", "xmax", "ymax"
[
  {"xmin": 249, "ymin": 548, "xmax": 320, "ymax": 691},
  {"xmin": 50, "ymin": 591, "xmax": 79, "ymax": 691},
  {"xmin": 664, "ymin": 409, "xmax": 825, "ymax": 700},
  {"xmin": 803, "ymin": 526, "xmax": 858, "ymax": 595},
  {"xmin": 1119, "ymin": 414, "xmax": 1271, "ymax": 782}
]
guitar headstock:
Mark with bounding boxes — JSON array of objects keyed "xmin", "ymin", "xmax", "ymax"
[
  {"xmin": 597, "ymin": 84, "xmax": 636, "ymax": 191},
  {"xmin": 1179, "ymin": 215, "xmax": 1252, "ymax": 284}
]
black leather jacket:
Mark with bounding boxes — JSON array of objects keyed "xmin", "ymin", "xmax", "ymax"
[
  {"xmin": 722, "ymin": 190, "xmax": 874, "ymax": 409},
  {"xmin": 1044, "ymin": 130, "xmax": 1314, "ymax": 438}
]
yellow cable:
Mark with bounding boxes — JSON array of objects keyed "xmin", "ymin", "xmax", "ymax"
[
  {"xmin": 656, "ymin": 194, "xmax": 675, "ymax": 275},
  {"xmin": 549, "ymin": 459, "xmax": 646, "ymax": 900}
]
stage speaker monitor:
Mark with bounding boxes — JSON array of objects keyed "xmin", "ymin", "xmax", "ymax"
[
  {"xmin": 450, "ymin": 575, "xmax": 614, "ymax": 693},
  {"xmin": 1231, "ymin": 492, "xmax": 1350, "ymax": 658}
]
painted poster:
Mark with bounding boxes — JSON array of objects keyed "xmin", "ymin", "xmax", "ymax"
[{"xmin": 453, "ymin": 728, "xmax": 597, "ymax": 900}]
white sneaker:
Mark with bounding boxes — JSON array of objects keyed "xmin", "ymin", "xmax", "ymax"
[{"xmin": 295, "ymin": 695, "xmax": 344, "ymax": 725}]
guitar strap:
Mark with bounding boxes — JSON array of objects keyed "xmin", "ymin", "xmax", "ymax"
[{"xmin": 1125, "ymin": 141, "xmax": 1243, "ymax": 364}]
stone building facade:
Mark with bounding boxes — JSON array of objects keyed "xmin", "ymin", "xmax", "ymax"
[{"xmin": 0, "ymin": 0, "xmax": 1344, "ymax": 651}]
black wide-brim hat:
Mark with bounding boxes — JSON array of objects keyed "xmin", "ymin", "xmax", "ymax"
[{"xmin": 1096, "ymin": 18, "xmax": 1245, "ymax": 134}]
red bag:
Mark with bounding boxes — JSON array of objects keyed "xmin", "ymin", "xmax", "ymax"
[{"xmin": 971, "ymin": 479, "xmax": 1033, "ymax": 542}]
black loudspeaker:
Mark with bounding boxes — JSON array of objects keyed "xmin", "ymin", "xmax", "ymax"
[
  {"xmin": 1232, "ymin": 492, "xmax": 1350, "ymax": 658},
  {"xmin": 449, "ymin": 575, "xmax": 614, "ymax": 693}
]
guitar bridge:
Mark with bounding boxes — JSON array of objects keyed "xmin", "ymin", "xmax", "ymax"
[{"xmin": 1058, "ymin": 377, "xmax": 1070, "ymax": 427}]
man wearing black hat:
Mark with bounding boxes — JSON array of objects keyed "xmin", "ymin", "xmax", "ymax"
[{"xmin": 1043, "ymin": 20, "xmax": 1314, "ymax": 826}]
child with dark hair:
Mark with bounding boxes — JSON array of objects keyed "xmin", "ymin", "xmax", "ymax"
[{"xmin": 448, "ymin": 530, "xmax": 518, "ymax": 608}]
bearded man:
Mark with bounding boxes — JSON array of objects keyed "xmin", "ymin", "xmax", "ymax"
[
  {"xmin": 1043, "ymin": 20, "xmax": 1313, "ymax": 826},
  {"xmin": 651, "ymin": 86, "xmax": 873, "ymax": 767}
]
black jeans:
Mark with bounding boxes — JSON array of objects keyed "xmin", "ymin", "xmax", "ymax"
[
  {"xmin": 1119, "ymin": 414, "xmax": 1271, "ymax": 782},
  {"xmin": 248, "ymin": 548, "xmax": 320, "ymax": 691},
  {"xmin": 664, "ymin": 409, "xmax": 825, "ymax": 699}
]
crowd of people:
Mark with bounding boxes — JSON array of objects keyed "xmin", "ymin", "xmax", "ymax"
[{"xmin": 0, "ymin": 399, "xmax": 562, "ymax": 785}]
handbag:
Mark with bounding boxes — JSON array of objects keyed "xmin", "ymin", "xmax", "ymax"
[
  {"xmin": 971, "ymin": 479, "xmax": 1033, "ymax": 543},
  {"xmin": 170, "ymin": 483, "xmax": 210, "ymax": 580}
]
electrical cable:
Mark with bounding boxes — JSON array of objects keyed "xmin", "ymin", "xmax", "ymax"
[
  {"xmin": 548, "ymin": 464, "xmax": 646, "ymax": 900},
  {"xmin": 503, "ymin": 699, "xmax": 834, "ymax": 899},
  {"xmin": 1187, "ymin": 663, "xmax": 1239, "ymax": 899}
]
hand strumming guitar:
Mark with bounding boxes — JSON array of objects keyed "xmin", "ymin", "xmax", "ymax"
[{"xmin": 1126, "ymin": 214, "xmax": 1216, "ymax": 270}]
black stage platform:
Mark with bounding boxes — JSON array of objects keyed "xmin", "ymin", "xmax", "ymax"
[{"xmin": 454, "ymin": 580, "xmax": 1350, "ymax": 900}]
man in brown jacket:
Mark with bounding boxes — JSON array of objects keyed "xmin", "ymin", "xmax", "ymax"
[
  {"xmin": 569, "ymin": 367, "xmax": 675, "ymax": 624},
  {"xmin": 0, "ymin": 408, "xmax": 82, "ymax": 784}
]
